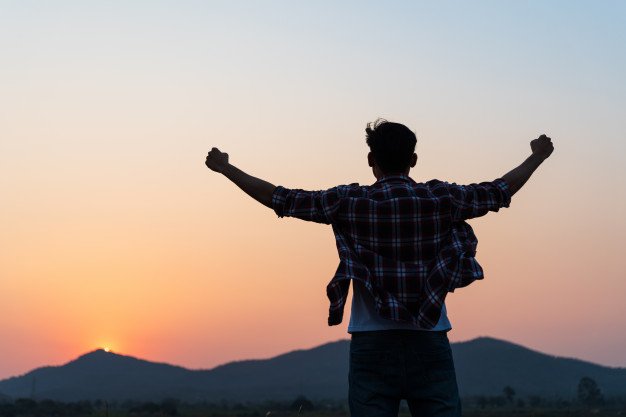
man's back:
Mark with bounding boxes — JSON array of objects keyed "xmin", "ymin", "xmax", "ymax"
[{"xmin": 271, "ymin": 173, "xmax": 511, "ymax": 327}]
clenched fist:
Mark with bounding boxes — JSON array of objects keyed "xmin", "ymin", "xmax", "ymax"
[
  {"xmin": 205, "ymin": 147, "xmax": 229, "ymax": 173},
  {"xmin": 531, "ymin": 134, "xmax": 554, "ymax": 160}
]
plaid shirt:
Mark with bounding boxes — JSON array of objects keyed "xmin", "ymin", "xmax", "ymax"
[{"xmin": 271, "ymin": 174, "xmax": 511, "ymax": 328}]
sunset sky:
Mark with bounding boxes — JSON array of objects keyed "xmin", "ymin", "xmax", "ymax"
[{"xmin": 1, "ymin": 1, "xmax": 625, "ymax": 379}]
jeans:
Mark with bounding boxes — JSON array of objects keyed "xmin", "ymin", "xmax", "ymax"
[{"xmin": 349, "ymin": 330, "xmax": 461, "ymax": 417}]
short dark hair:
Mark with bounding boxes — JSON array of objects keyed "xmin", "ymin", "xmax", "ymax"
[{"xmin": 365, "ymin": 119, "xmax": 417, "ymax": 174}]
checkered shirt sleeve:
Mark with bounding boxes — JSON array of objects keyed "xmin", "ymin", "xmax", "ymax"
[
  {"xmin": 271, "ymin": 185, "xmax": 344, "ymax": 225},
  {"xmin": 447, "ymin": 178, "xmax": 511, "ymax": 221}
]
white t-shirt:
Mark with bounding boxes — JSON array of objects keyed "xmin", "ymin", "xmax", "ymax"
[{"xmin": 348, "ymin": 280, "xmax": 452, "ymax": 333}]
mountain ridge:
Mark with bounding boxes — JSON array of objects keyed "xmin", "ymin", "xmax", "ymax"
[{"xmin": 1, "ymin": 336, "xmax": 624, "ymax": 402}]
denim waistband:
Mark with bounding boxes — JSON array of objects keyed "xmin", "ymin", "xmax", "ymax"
[{"xmin": 350, "ymin": 329, "xmax": 449, "ymax": 343}]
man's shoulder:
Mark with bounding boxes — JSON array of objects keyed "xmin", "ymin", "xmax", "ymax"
[
  {"xmin": 333, "ymin": 182, "xmax": 368, "ymax": 197},
  {"xmin": 331, "ymin": 179, "xmax": 452, "ymax": 194},
  {"xmin": 422, "ymin": 178, "xmax": 451, "ymax": 189}
]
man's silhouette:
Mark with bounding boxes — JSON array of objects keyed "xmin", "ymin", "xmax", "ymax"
[{"xmin": 205, "ymin": 119, "xmax": 554, "ymax": 417}]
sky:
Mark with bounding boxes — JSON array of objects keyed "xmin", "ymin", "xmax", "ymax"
[{"xmin": 1, "ymin": 0, "xmax": 625, "ymax": 379}]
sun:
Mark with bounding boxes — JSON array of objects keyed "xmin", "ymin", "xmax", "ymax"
[{"xmin": 95, "ymin": 339, "xmax": 116, "ymax": 353}]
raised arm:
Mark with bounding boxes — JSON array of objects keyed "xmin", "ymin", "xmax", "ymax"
[
  {"xmin": 501, "ymin": 134, "xmax": 554, "ymax": 197},
  {"xmin": 447, "ymin": 134, "xmax": 554, "ymax": 221},
  {"xmin": 205, "ymin": 147, "xmax": 276, "ymax": 208}
]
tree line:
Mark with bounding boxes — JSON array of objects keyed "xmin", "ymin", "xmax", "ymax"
[{"xmin": 0, "ymin": 377, "xmax": 619, "ymax": 417}]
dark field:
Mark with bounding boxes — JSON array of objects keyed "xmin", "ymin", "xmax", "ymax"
[{"xmin": 2, "ymin": 398, "xmax": 626, "ymax": 417}]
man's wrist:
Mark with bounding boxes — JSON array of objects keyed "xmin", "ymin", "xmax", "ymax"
[
  {"xmin": 529, "ymin": 152, "xmax": 546, "ymax": 165},
  {"xmin": 221, "ymin": 163, "xmax": 234, "ymax": 177}
]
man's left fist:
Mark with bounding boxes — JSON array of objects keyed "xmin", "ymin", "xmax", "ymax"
[{"xmin": 530, "ymin": 134, "xmax": 554, "ymax": 160}]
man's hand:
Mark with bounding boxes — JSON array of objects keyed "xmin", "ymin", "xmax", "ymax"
[
  {"xmin": 501, "ymin": 134, "xmax": 555, "ymax": 197},
  {"xmin": 530, "ymin": 134, "xmax": 554, "ymax": 160},
  {"xmin": 205, "ymin": 147, "xmax": 230, "ymax": 173},
  {"xmin": 205, "ymin": 147, "xmax": 276, "ymax": 208}
]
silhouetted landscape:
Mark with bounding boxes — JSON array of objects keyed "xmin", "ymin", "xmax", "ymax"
[{"xmin": 1, "ymin": 336, "xmax": 625, "ymax": 404}]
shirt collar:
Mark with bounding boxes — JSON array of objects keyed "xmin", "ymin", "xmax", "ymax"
[{"xmin": 375, "ymin": 173, "xmax": 412, "ymax": 184}]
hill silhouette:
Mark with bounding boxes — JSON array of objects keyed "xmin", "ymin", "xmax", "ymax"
[
  {"xmin": 453, "ymin": 337, "xmax": 626, "ymax": 398},
  {"xmin": 0, "ymin": 337, "xmax": 624, "ymax": 402}
]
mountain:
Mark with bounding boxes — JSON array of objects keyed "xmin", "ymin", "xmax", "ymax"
[
  {"xmin": 0, "ymin": 337, "xmax": 624, "ymax": 402},
  {"xmin": 0, "ymin": 349, "xmax": 192, "ymax": 402},
  {"xmin": 453, "ymin": 337, "xmax": 626, "ymax": 398}
]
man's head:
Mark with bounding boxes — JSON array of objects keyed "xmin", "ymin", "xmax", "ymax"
[{"xmin": 365, "ymin": 119, "xmax": 418, "ymax": 179}]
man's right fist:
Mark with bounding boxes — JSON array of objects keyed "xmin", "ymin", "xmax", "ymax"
[
  {"xmin": 530, "ymin": 134, "xmax": 554, "ymax": 160},
  {"xmin": 205, "ymin": 147, "xmax": 229, "ymax": 173}
]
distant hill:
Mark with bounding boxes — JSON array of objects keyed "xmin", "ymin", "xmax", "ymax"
[
  {"xmin": 0, "ymin": 337, "xmax": 624, "ymax": 402},
  {"xmin": 453, "ymin": 337, "xmax": 626, "ymax": 398}
]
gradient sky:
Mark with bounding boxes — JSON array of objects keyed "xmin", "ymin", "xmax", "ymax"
[{"xmin": 1, "ymin": 1, "xmax": 625, "ymax": 379}]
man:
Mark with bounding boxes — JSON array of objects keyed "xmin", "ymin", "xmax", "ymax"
[{"xmin": 204, "ymin": 119, "xmax": 554, "ymax": 417}]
